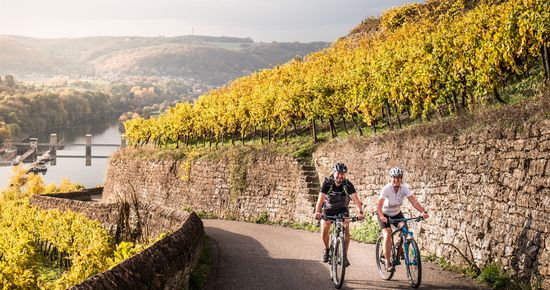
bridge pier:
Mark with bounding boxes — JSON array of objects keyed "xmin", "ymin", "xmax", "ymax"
[
  {"xmin": 28, "ymin": 138, "xmax": 37, "ymax": 162},
  {"xmin": 85, "ymin": 134, "xmax": 91, "ymax": 166},
  {"xmin": 50, "ymin": 134, "xmax": 57, "ymax": 166},
  {"xmin": 121, "ymin": 134, "xmax": 127, "ymax": 148}
]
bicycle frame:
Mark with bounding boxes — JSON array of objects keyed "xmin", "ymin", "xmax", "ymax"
[
  {"xmin": 389, "ymin": 219, "xmax": 418, "ymax": 267},
  {"xmin": 376, "ymin": 216, "xmax": 423, "ymax": 288},
  {"xmin": 324, "ymin": 214, "xmax": 356, "ymax": 245},
  {"xmin": 322, "ymin": 214, "xmax": 357, "ymax": 289}
]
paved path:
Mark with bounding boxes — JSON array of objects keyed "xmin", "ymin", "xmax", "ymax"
[{"xmin": 203, "ymin": 220, "xmax": 488, "ymax": 290}]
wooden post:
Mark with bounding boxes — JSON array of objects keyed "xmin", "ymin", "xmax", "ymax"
[
  {"xmin": 50, "ymin": 134, "xmax": 57, "ymax": 166},
  {"xmin": 85, "ymin": 134, "xmax": 92, "ymax": 166}
]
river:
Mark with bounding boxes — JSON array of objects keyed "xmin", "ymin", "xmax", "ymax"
[{"xmin": 0, "ymin": 120, "xmax": 122, "ymax": 190}]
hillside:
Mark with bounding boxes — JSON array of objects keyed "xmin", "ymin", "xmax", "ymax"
[{"xmin": 0, "ymin": 35, "xmax": 328, "ymax": 85}]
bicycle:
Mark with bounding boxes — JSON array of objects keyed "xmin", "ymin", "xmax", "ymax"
[
  {"xmin": 323, "ymin": 213, "xmax": 357, "ymax": 289},
  {"xmin": 375, "ymin": 216, "xmax": 424, "ymax": 288}
]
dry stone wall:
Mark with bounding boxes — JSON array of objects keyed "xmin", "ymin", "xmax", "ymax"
[
  {"xmin": 314, "ymin": 119, "xmax": 550, "ymax": 286},
  {"xmin": 30, "ymin": 190, "xmax": 190, "ymax": 240},
  {"xmin": 30, "ymin": 191, "xmax": 205, "ymax": 289},
  {"xmin": 103, "ymin": 150, "xmax": 318, "ymax": 223},
  {"xmin": 71, "ymin": 212, "xmax": 204, "ymax": 290}
]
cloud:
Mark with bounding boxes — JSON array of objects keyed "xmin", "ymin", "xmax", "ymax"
[{"xmin": 0, "ymin": 0, "xmax": 422, "ymax": 41}]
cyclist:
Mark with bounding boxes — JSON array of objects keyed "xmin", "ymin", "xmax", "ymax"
[
  {"xmin": 377, "ymin": 167, "xmax": 429, "ymax": 271},
  {"xmin": 315, "ymin": 162, "xmax": 365, "ymax": 266}
]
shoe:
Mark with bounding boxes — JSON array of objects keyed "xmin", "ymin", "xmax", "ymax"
[
  {"xmin": 323, "ymin": 249, "xmax": 330, "ymax": 263},
  {"xmin": 344, "ymin": 258, "xmax": 350, "ymax": 267},
  {"xmin": 385, "ymin": 262, "xmax": 395, "ymax": 272}
]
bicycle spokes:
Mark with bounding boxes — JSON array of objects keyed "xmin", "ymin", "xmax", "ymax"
[{"xmin": 404, "ymin": 239, "xmax": 422, "ymax": 288}]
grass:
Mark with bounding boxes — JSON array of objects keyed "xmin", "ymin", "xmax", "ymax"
[
  {"xmin": 499, "ymin": 64, "xmax": 546, "ymax": 105},
  {"xmin": 36, "ymin": 256, "xmax": 63, "ymax": 287},
  {"xmin": 252, "ymin": 212, "xmax": 269, "ymax": 224},
  {"xmin": 424, "ymin": 255, "xmax": 544, "ymax": 290}
]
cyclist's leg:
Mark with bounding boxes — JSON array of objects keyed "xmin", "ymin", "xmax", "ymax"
[
  {"xmin": 344, "ymin": 218, "xmax": 351, "ymax": 250},
  {"xmin": 377, "ymin": 213, "xmax": 393, "ymax": 268},
  {"xmin": 322, "ymin": 207, "xmax": 337, "ymax": 248},
  {"xmin": 321, "ymin": 219, "xmax": 331, "ymax": 248},
  {"xmin": 321, "ymin": 208, "xmax": 335, "ymax": 262},
  {"xmin": 393, "ymin": 212, "xmax": 406, "ymax": 258},
  {"xmin": 382, "ymin": 228, "xmax": 392, "ymax": 267}
]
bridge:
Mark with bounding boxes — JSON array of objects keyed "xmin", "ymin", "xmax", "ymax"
[{"xmin": 1, "ymin": 133, "xmax": 126, "ymax": 167}]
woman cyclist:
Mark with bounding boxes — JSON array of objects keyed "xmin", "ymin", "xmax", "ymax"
[{"xmin": 377, "ymin": 167, "xmax": 429, "ymax": 271}]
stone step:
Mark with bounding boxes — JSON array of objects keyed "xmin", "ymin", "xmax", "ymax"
[
  {"xmin": 305, "ymin": 175, "xmax": 318, "ymax": 183},
  {"xmin": 301, "ymin": 165, "xmax": 316, "ymax": 171},
  {"xmin": 306, "ymin": 181, "xmax": 320, "ymax": 187}
]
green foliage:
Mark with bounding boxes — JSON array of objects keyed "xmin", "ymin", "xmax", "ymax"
[
  {"xmin": 499, "ymin": 64, "xmax": 546, "ymax": 104},
  {"xmin": 228, "ymin": 149, "xmax": 249, "ymax": 203},
  {"xmin": 106, "ymin": 242, "xmax": 145, "ymax": 268},
  {"xmin": 189, "ymin": 236, "xmax": 211, "ymax": 290},
  {"xmin": 350, "ymin": 215, "xmax": 379, "ymax": 244},
  {"xmin": 195, "ymin": 210, "xmax": 218, "ymax": 220},
  {"xmin": 431, "ymin": 256, "xmax": 540, "ymax": 289},
  {"xmin": 478, "ymin": 262, "xmax": 510, "ymax": 289},
  {"xmin": 253, "ymin": 212, "xmax": 270, "ymax": 224},
  {"xmin": 0, "ymin": 169, "xmax": 156, "ymax": 289}
]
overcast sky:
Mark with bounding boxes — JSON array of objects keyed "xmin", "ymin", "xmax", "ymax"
[{"xmin": 0, "ymin": 0, "xmax": 422, "ymax": 42}]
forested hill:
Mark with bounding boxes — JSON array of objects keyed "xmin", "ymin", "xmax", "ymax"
[{"xmin": 0, "ymin": 35, "xmax": 328, "ymax": 85}]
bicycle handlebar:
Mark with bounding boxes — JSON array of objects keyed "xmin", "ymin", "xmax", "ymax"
[
  {"xmin": 322, "ymin": 215, "xmax": 358, "ymax": 222},
  {"xmin": 388, "ymin": 216, "xmax": 424, "ymax": 223}
]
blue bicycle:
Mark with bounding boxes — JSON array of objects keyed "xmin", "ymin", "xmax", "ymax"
[{"xmin": 375, "ymin": 216, "xmax": 424, "ymax": 288}]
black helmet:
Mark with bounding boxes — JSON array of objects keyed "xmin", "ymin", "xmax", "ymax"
[
  {"xmin": 389, "ymin": 167, "xmax": 404, "ymax": 177},
  {"xmin": 333, "ymin": 163, "xmax": 348, "ymax": 173}
]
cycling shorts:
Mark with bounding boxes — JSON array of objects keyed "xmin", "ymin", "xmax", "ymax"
[
  {"xmin": 378, "ymin": 212, "xmax": 405, "ymax": 229},
  {"xmin": 322, "ymin": 207, "xmax": 349, "ymax": 221}
]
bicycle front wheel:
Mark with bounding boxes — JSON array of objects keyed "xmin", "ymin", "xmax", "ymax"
[
  {"xmin": 331, "ymin": 235, "xmax": 346, "ymax": 289},
  {"xmin": 404, "ymin": 238, "xmax": 422, "ymax": 288},
  {"xmin": 375, "ymin": 235, "xmax": 394, "ymax": 280}
]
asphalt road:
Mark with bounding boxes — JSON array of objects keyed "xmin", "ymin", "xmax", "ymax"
[{"xmin": 203, "ymin": 220, "xmax": 488, "ymax": 290}]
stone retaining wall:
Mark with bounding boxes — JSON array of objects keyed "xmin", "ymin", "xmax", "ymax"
[
  {"xmin": 103, "ymin": 149, "xmax": 317, "ymax": 223},
  {"xmin": 71, "ymin": 212, "xmax": 204, "ymax": 290},
  {"xmin": 30, "ymin": 191, "xmax": 205, "ymax": 289},
  {"xmin": 313, "ymin": 119, "xmax": 550, "ymax": 286}
]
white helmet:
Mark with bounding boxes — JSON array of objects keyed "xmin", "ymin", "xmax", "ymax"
[{"xmin": 389, "ymin": 167, "xmax": 403, "ymax": 177}]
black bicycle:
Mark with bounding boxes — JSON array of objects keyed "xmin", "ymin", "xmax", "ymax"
[
  {"xmin": 323, "ymin": 214, "xmax": 357, "ymax": 289},
  {"xmin": 375, "ymin": 216, "xmax": 424, "ymax": 288}
]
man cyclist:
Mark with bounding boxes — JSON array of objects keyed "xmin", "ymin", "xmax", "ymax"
[
  {"xmin": 377, "ymin": 167, "xmax": 429, "ymax": 271},
  {"xmin": 315, "ymin": 162, "xmax": 364, "ymax": 266}
]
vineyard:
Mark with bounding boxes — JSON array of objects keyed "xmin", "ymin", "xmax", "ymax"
[
  {"xmin": 0, "ymin": 168, "xmax": 147, "ymax": 289},
  {"xmin": 124, "ymin": 0, "xmax": 549, "ymax": 147}
]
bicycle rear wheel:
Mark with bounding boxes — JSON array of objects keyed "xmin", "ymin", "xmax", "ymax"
[
  {"xmin": 331, "ymin": 235, "xmax": 346, "ymax": 289},
  {"xmin": 404, "ymin": 238, "xmax": 422, "ymax": 288},
  {"xmin": 375, "ymin": 234, "xmax": 395, "ymax": 280}
]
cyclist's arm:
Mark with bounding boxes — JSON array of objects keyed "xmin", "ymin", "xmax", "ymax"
[
  {"xmin": 315, "ymin": 192, "xmax": 326, "ymax": 219},
  {"xmin": 377, "ymin": 197, "xmax": 387, "ymax": 223},
  {"xmin": 350, "ymin": 192, "xmax": 364, "ymax": 219},
  {"xmin": 407, "ymin": 195, "xmax": 429, "ymax": 218}
]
